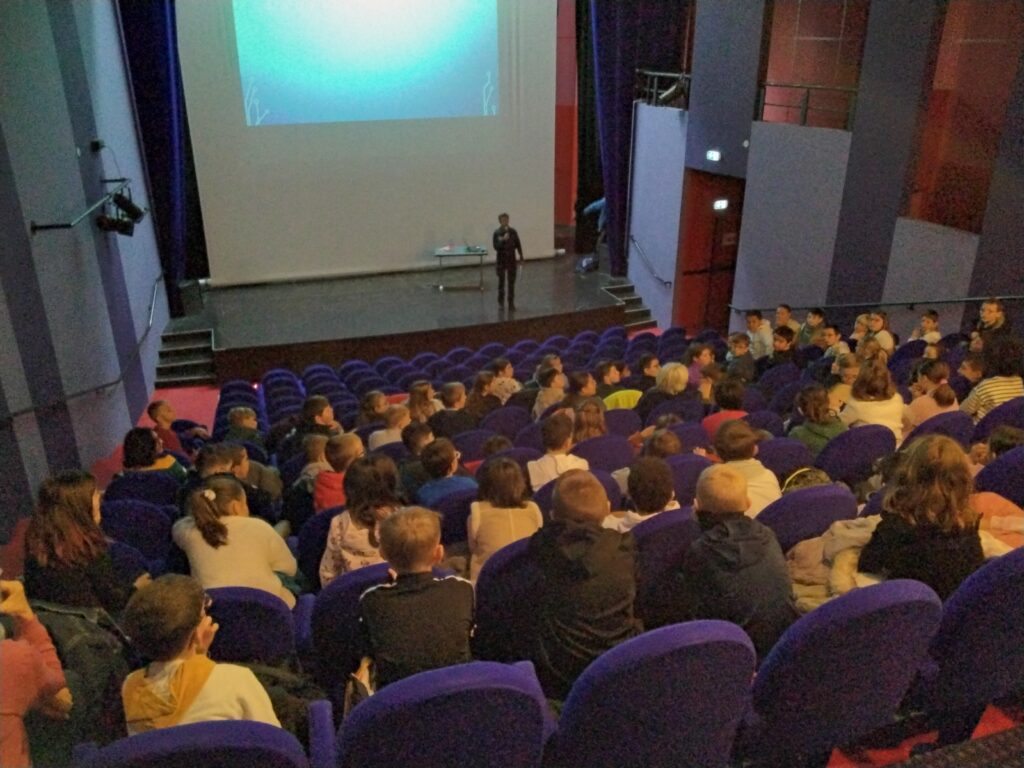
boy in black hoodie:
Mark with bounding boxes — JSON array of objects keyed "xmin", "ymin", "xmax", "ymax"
[
  {"xmin": 677, "ymin": 464, "xmax": 797, "ymax": 662},
  {"xmin": 527, "ymin": 470, "xmax": 642, "ymax": 700}
]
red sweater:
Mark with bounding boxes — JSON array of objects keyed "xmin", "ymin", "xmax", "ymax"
[
  {"xmin": 1, "ymin": 617, "xmax": 66, "ymax": 768},
  {"xmin": 314, "ymin": 470, "xmax": 347, "ymax": 512},
  {"xmin": 154, "ymin": 425, "xmax": 184, "ymax": 454},
  {"xmin": 702, "ymin": 410, "xmax": 749, "ymax": 441}
]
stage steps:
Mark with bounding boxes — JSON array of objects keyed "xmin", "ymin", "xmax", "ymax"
[
  {"xmin": 603, "ymin": 281, "xmax": 657, "ymax": 331},
  {"xmin": 155, "ymin": 329, "xmax": 216, "ymax": 388}
]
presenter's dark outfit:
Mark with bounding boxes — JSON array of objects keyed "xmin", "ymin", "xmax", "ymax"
[{"xmin": 493, "ymin": 225, "xmax": 523, "ymax": 309}]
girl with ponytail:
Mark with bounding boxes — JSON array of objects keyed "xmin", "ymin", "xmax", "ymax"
[
  {"xmin": 902, "ymin": 360, "xmax": 959, "ymax": 439},
  {"xmin": 839, "ymin": 358, "xmax": 905, "ymax": 443},
  {"xmin": 173, "ymin": 476, "xmax": 298, "ymax": 607}
]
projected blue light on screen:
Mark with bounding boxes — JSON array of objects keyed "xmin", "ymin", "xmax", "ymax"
[{"xmin": 233, "ymin": 0, "xmax": 499, "ymax": 126}]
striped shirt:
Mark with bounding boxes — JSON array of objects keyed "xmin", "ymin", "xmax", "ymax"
[{"xmin": 960, "ymin": 377, "xmax": 1024, "ymax": 423}]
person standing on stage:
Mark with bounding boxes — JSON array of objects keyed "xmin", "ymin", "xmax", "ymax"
[{"xmin": 493, "ymin": 212, "xmax": 524, "ymax": 310}]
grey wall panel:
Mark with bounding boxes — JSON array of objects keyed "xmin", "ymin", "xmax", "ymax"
[
  {"xmin": 881, "ymin": 218, "xmax": 978, "ymax": 342},
  {"xmin": 626, "ymin": 104, "xmax": 688, "ymax": 329},
  {"xmin": 730, "ymin": 122, "xmax": 850, "ymax": 332}
]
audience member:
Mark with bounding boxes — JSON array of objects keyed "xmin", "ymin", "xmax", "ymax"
[
  {"xmin": 849, "ymin": 313, "xmax": 870, "ymax": 347},
  {"xmin": 859, "ymin": 436, "xmax": 983, "ymax": 599},
  {"xmin": 319, "ymin": 459, "xmax": 400, "ymax": 587},
  {"xmin": 355, "ymin": 391, "xmax": 389, "ymax": 428},
  {"xmin": 840, "ymin": 359, "xmax": 905, "ymax": 442},
  {"xmin": 525, "ymin": 354, "xmax": 564, "ymax": 389},
  {"xmin": 1, "ymin": 578, "xmax": 71, "ymax": 768},
  {"xmin": 902, "ymin": 360, "xmax": 959, "ymax": 439},
  {"xmin": 702, "ymin": 377, "xmax": 748, "ymax": 441},
  {"xmin": 710, "ymin": 420, "xmax": 781, "ymax": 517},
  {"xmin": 147, "ymin": 400, "xmax": 209, "ymax": 454},
  {"xmin": 683, "ymin": 343, "xmax": 715, "ymax": 391},
  {"xmin": 313, "ymin": 434, "xmax": 366, "ymax": 512},
  {"xmin": 277, "ymin": 395, "xmax": 343, "ymax": 462},
  {"xmin": 958, "ymin": 351, "xmax": 986, "ymax": 391},
  {"xmin": 865, "ymin": 311, "xmax": 895, "ymax": 354},
  {"xmin": 746, "ymin": 310, "xmax": 774, "ymax": 359},
  {"xmin": 560, "ymin": 371, "xmax": 599, "ymax": 412},
  {"xmin": 358, "ymin": 508, "xmax": 474, "ymax": 688},
  {"xmin": 676, "ymin": 464, "xmax": 797, "ymax": 660},
  {"xmin": 634, "ymin": 362, "xmax": 694, "ymax": 424},
  {"xmin": 532, "ymin": 366, "xmax": 568, "ymax": 420},
  {"xmin": 908, "ymin": 309, "xmax": 942, "ymax": 345},
  {"xmin": 122, "ymin": 427, "xmax": 188, "ymax": 481},
  {"xmin": 223, "ymin": 406, "xmax": 264, "ymax": 448},
  {"xmin": 527, "ymin": 413, "xmax": 589, "ymax": 491},
  {"xmin": 296, "ymin": 433, "xmax": 331, "ymax": 490},
  {"xmin": 428, "ymin": 382, "xmax": 479, "ymax": 438},
  {"xmin": 468, "ymin": 458, "xmax": 543, "ymax": 581},
  {"xmin": 573, "ymin": 399, "xmax": 608, "ymax": 443},
  {"xmin": 221, "ymin": 443, "xmax": 279, "ymax": 524},
  {"xmin": 407, "ymin": 380, "xmax": 441, "ymax": 424},
  {"xmin": 788, "ymin": 384, "xmax": 847, "ymax": 457},
  {"xmin": 821, "ymin": 324, "xmax": 851, "ymax": 358},
  {"xmin": 972, "ymin": 297, "xmax": 1013, "ymax": 348},
  {"xmin": 121, "ymin": 574, "xmax": 279, "ymax": 733},
  {"xmin": 174, "ymin": 476, "xmax": 298, "ymax": 608},
  {"xmin": 828, "ymin": 352, "xmax": 860, "ymax": 412},
  {"xmin": 368, "ymin": 404, "xmax": 412, "ymax": 450},
  {"xmin": 629, "ymin": 353, "xmax": 661, "ymax": 393},
  {"xmin": 775, "ymin": 304, "xmax": 801, "ymax": 334},
  {"xmin": 415, "ymin": 438, "xmax": 478, "ymax": 508},
  {"xmin": 527, "ymin": 470, "xmax": 641, "ymax": 699},
  {"xmin": 725, "ymin": 333, "xmax": 756, "ymax": 382},
  {"xmin": 397, "ymin": 422, "xmax": 436, "ymax": 502},
  {"xmin": 25, "ymin": 470, "xmax": 148, "ymax": 615},
  {"xmin": 488, "ymin": 358, "xmax": 522, "ymax": 405},
  {"xmin": 465, "ymin": 371, "xmax": 502, "ymax": 421},
  {"xmin": 605, "ymin": 457, "xmax": 677, "ymax": 533},
  {"xmin": 482, "ymin": 434, "xmax": 514, "ymax": 457},
  {"xmin": 796, "ymin": 307, "xmax": 825, "ymax": 347},
  {"xmin": 960, "ymin": 335, "xmax": 1024, "ymax": 423},
  {"xmin": 594, "ymin": 360, "xmax": 624, "ymax": 399}
]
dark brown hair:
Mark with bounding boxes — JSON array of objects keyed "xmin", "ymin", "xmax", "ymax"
[
  {"xmin": 123, "ymin": 574, "xmax": 205, "ymax": 661},
  {"xmin": 714, "ymin": 419, "xmax": 761, "ymax": 461},
  {"xmin": 795, "ymin": 384, "xmax": 833, "ymax": 424},
  {"xmin": 915, "ymin": 360, "xmax": 956, "ymax": 408},
  {"xmin": 628, "ymin": 457, "xmax": 674, "ymax": 514},
  {"xmin": 477, "ymin": 457, "xmax": 528, "ymax": 508},
  {"xmin": 421, "ymin": 438, "xmax": 457, "ymax": 479},
  {"xmin": 851, "ymin": 359, "xmax": 897, "ymax": 401},
  {"xmin": 541, "ymin": 413, "xmax": 574, "ymax": 451},
  {"xmin": 186, "ymin": 475, "xmax": 246, "ymax": 548},
  {"xmin": 344, "ymin": 458, "xmax": 399, "ymax": 546},
  {"xmin": 26, "ymin": 471, "xmax": 106, "ymax": 568}
]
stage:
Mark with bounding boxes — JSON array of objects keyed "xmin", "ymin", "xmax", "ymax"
[{"xmin": 169, "ymin": 252, "xmax": 630, "ymax": 382}]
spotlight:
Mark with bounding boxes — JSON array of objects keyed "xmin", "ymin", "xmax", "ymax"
[
  {"xmin": 111, "ymin": 192, "xmax": 145, "ymax": 223},
  {"xmin": 96, "ymin": 214, "xmax": 135, "ymax": 236},
  {"xmin": 713, "ymin": 199, "xmax": 729, "ymax": 211}
]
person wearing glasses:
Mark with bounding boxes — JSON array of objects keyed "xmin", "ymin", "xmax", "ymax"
[
  {"xmin": 121, "ymin": 574, "xmax": 279, "ymax": 734},
  {"xmin": 414, "ymin": 438, "xmax": 477, "ymax": 509}
]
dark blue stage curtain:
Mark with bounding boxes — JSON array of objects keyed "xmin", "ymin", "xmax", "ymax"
[
  {"xmin": 117, "ymin": 0, "xmax": 207, "ymax": 316},
  {"xmin": 590, "ymin": 0, "xmax": 685, "ymax": 276}
]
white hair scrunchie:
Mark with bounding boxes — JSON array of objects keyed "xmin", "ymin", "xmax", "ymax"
[{"xmin": 202, "ymin": 488, "xmax": 216, "ymax": 502}]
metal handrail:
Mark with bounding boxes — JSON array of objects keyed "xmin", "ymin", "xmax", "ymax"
[
  {"xmin": 629, "ymin": 235, "xmax": 672, "ymax": 288},
  {"xmin": 30, "ymin": 178, "xmax": 133, "ymax": 234},
  {"xmin": 635, "ymin": 69, "xmax": 691, "ymax": 108},
  {"xmin": 1, "ymin": 272, "xmax": 166, "ymax": 427},
  {"xmin": 729, "ymin": 294, "xmax": 1024, "ymax": 315},
  {"xmin": 757, "ymin": 82, "xmax": 858, "ymax": 130}
]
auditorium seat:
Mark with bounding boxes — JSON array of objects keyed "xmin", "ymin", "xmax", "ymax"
[
  {"xmin": 206, "ymin": 586, "xmax": 300, "ymax": 667},
  {"xmin": 604, "ymin": 408, "xmax": 641, "ymax": 437},
  {"xmin": 480, "ymin": 405, "xmax": 532, "ymax": 440},
  {"xmin": 473, "ymin": 539, "xmax": 540, "ymax": 662},
  {"xmin": 297, "ymin": 506, "xmax": 347, "ymax": 588},
  {"xmin": 667, "ymin": 422, "xmax": 711, "ymax": 452},
  {"xmin": 973, "ymin": 445, "xmax": 1024, "ymax": 508},
  {"xmin": 744, "ymin": 410, "xmax": 786, "ymax": 437},
  {"xmin": 664, "ymin": 454, "xmax": 712, "ymax": 507},
  {"xmin": 755, "ymin": 437, "xmax": 816, "ymax": 482},
  {"xmin": 903, "ymin": 411, "xmax": 975, "ymax": 448},
  {"xmin": 431, "ymin": 486, "xmax": 478, "ymax": 545},
  {"xmin": 100, "ymin": 500, "xmax": 173, "ymax": 564},
  {"xmin": 971, "ymin": 396, "xmax": 1024, "ymax": 443},
  {"xmin": 488, "ymin": 447, "xmax": 543, "ymax": 473},
  {"xmin": 103, "ymin": 472, "xmax": 181, "ymax": 511},
  {"xmin": 755, "ymin": 484, "xmax": 858, "ymax": 554},
  {"xmin": 757, "ymin": 363, "xmax": 801, "ymax": 400},
  {"xmin": 814, "ymin": 425, "xmax": 896, "ymax": 490},
  {"xmin": 546, "ymin": 621, "xmax": 754, "ymax": 768},
  {"xmin": 631, "ymin": 507, "xmax": 700, "ymax": 627},
  {"xmin": 646, "ymin": 397, "xmax": 705, "ymax": 426}
]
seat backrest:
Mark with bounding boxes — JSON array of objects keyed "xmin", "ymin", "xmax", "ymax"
[
  {"xmin": 664, "ymin": 454, "xmax": 712, "ymax": 507},
  {"xmin": 473, "ymin": 539, "xmax": 541, "ymax": 661},
  {"xmin": 768, "ymin": 381, "xmax": 804, "ymax": 417},
  {"xmin": 74, "ymin": 720, "xmax": 307, "ymax": 768},
  {"xmin": 489, "ymin": 447, "xmax": 542, "ymax": 473},
  {"xmin": 646, "ymin": 397, "xmax": 705, "ymax": 426},
  {"xmin": 431, "ymin": 487, "xmax": 479, "ymax": 544},
  {"xmin": 904, "ymin": 410, "xmax": 975, "ymax": 448},
  {"xmin": 337, "ymin": 661, "xmax": 552, "ymax": 768},
  {"xmin": 452, "ymin": 429, "xmax": 498, "ymax": 462},
  {"xmin": 104, "ymin": 471, "xmax": 181, "ymax": 508},
  {"xmin": 971, "ymin": 396, "xmax": 1024, "ymax": 443},
  {"xmin": 604, "ymin": 408, "xmax": 641, "ymax": 437},
  {"xmin": 924, "ymin": 547, "xmax": 1024, "ymax": 710},
  {"xmin": 814, "ymin": 425, "xmax": 896, "ymax": 488},
  {"xmin": 480, "ymin": 406, "xmax": 532, "ymax": 440},
  {"xmin": 744, "ymin": 410, "xmax": 786, "ymax": 438},
  {"xmin": 297, "ymin": 506, "xmax": 347, "ymax": 586},
  {"xmin": 755, "ymin": 437, "xmax": 816, "ymax": 483},
  {"xmin": 532, "ymin": 479, "xmax": 557, "ymax": 520},
  {"xmin": 100, "ymin": 500, "xmax": 172, "ymax": 561},
  {"xmin": 513, "ymin": 421, "xmax": 545, "ymax": 451},
  {"xmin": 570, "ymin": 434, "xmax": 635, "ymax": 473},
  {"xmin": 757, "ymin": 362, "xmax": 800, "ymax": 399},
  {"xmin": 756, "ymin": 484, "xmax": 858, "ymax": 553},
  {"xmin": 549, "ymin": 621, "xmax": 755, "ymax": 768},
  {"xmin": 667, "ymin": 422, "xmax": 711, "ymax": 452},
  {"xmin": 973, "ymin": 445, "xmax": 1024, "ymax": 511},
  {"xmin": 747, "ymin": 580, "xmax": 941, "ymax": 761},
  {"xmin": 631, "ymin": 507, "xmax": 700, "ymax": 627},
  {"xmin": 206, "ymin": 587, "xmax": 296, "ymax": 666},
  {"xmin": 741, "ymin": 387, "xmax": 767, "ymax": 412}
]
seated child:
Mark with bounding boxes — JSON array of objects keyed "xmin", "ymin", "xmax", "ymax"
[
  {"xmin": 313, "ymin": 434, "xmax": 366, "ymax": 512},
  {"xmin": 355, "ymin": 391, "xmax": 389, "ymax": 428},
  {"xmin": 319, "ymin": 459, "xmax": 401, "ymax": 588},
  {"xmin": 725, "ymin": 333, "xmax": 755, "ymax": 383},
  {"xmin": 701, "ymin": 377, "xmax": 748, "ymax": 441},
  {"xmin": 788, "ymin": 384, "xmax": 847, "ymax": 457},
  {"xmin": 489, "ymin": 358, "xmax": 523, "ymax": 404},
  {"xmin": 677, "ymin": 464, "xmax": 797, "ymax": 661},
  {"xmin": 121, "ymin": 574, "xmax": 279, "ymax": 733},
  {"xmin": 397, "ymin": 422, "xmax": 435, "ymax": 503},
  {"xmin": 468, "ymin": 457, "xmax": 544, "ymax": 581},
  {"xmin": 358, "ymin": 508, "xmax": 474, "ymax": 688},
  {"xmin": 173, "ymin": 476, "xmax": 299, "ymax": 608},
  {"xmin": 147, "ymin": 399, "xmax": 210, "ymax": 455},
  {"xmin": 531, "ymin": 367, "xmax": 568, "ymax": 420},
  {"xmin": 712, "ymin": 419, "xmax": 781, "ymax": 516},
  {"xmin": 526, "ymin": 413, "xmax": 589, "ymax": 491},
  {"xmin": 758, "ymin": 326, "xmax": 796, "ymax": 374},
  {"xmin": 122, "ymin": 427, "xmax": 188, "ymax": 481},
  {"xmin": 223, "ymin": 406, "xmax": 264, "ymax": 448},
  {"xmin": 414, "ymin": 438, "xmax": 478, "ymax": 508},
  {"xmin": 428, "ymin": 382, "xmax": 479, "ymax": 439},
  {"xmin": 295, "ymin": 434, "xmax": 331, "ymax": 492},
  {"xmin": 909, "ymin": 309, "xmax": 941, "ymax": 345},
  {"xmin": 527, "ymin": 470, "xmax": 642, "ymax": 699},
  {"xmin": 368, "ymin": 405, "xmax": 412, "ymax": 451},
  {"xmin": 604, "ymin": 456, "xmax": 678, "ymax": 533}
]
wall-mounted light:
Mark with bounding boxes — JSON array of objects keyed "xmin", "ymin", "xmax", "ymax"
[
  {"xmin": 111, "ymin": 192, "xmax": 145, "ymax": 223},
  {"xmin": 713, "ymin": 199, "xmax": 729, "ymax": 211},
  {"xmin": 706, "ymin": 149, "xmax": 721, "ymax": 162}
]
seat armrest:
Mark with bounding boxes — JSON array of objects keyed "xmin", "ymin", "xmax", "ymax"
[
  {"xmin": 307, "ymin": 699, "xmax": 337, "ymax": 768},
  {"xmin": 293, "ymin": 593, "xmax": 316, "ymax": 662}
]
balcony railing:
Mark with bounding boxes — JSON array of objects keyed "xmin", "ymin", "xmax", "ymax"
[
  {"xmin": 757, "ymin": 82, "xmax": 858, "ymax": 130},
  {"xmin": 635, "ymin": 69, "xmax": 691, "ymax": 109}
]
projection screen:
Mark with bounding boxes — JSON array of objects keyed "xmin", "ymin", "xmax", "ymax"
[{"xmin": 176, "ymin": 0, "xmax": 556, "ymax": 286}]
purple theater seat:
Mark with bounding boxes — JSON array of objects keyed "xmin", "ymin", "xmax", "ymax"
[
  {"xmin": 814, "ymin": 425, "xmax": 896, "ymax": 489},
  {"xmin": 206, "ymin": 586, "xmax": 297, "ymax": 666},
  {"xmin": 741, "ymin": 386, "xmax": 767, "ymax": 412},
  {"xmin": 431, "ymin": 486, "xmax": 478, "ymax": 544},
  {"xmin": 104, "ymin": 471, "xmax": 181, "ymax": 507},
  {"xmin": 755, "ymin": 437, "xmax": 816, "ymax": 482},
  {"xmin": 473, "ymin": 539, "xmax": 541, "ymax": 662},
  {"xmin": 320, "ymin": 662, "xmax": 553, "ymax": 768},
  {"xmin": 488, "ymin": 446, "xmax": 543, "ymax": 473},
  {"xmin": 891, "ymin": 339, "xmax": 927, "ymax": 363},
  {"xmin": 353, "ymin": 421, "xmax": 383, "ymax": 448},
  {"xmin": 645, "ymin": 397, "xmax": 705, "ymax": 426},
  {"xmin": 756, "ymin": 484, "xmax": 858, "ymax": 554},
  {"xmin": 532, "ymin": 470, "xmax": 621, "ymax": 522},
  {"xmin": 735, "ymin": 580, "xmax": 942, "ymax": 765},
  {"xmin": 479, "ymin": 405, "xmax": 532, "ymax": 440},
  {"xmin": 279, "ymin": 452, "xmax": 307, "ymax": 489},
  {"xmin": 664, "ymin": 454, "xmax": 712, "ymax": 507},
  {"xmin": 372, "ymin": 441, "xmax": 410, "ymax": 464},
  {"xmin": 744, "ymin": 409, "xmax": 786, "ymax": 438},
  {"xmin": 767, "ymin": 380, "xmax": 803, "ymax": 416},
  {"xmin": 73, "ymin": 720, "xmax": 307, "ymax": 768},
  {"xmin": 757, "ymin": 362, "xmax": 801, "ymax": 400},
  {"xmin": 513, "ymin": 421, "xmax": 545, "ymax": 452},
  {"xmin": 631, "ymin": 507, "xmax": 700, "ymax": 628},
  {"xmin": 971, "ymin": 396, "xmax": 1024, "ymax": 443},
  {"xmin": 903, "ymin": 410, "xmax": 975, "ymax": 448},
  {"xmin": 973, "ymin": 445, "xmax": 1024, "ymax": 508},
  {"xmin": 667, "ymin": 422, "xmax": 711, "ymax": 452},
  {"xmin": 297, "ymin": 506, "xmax": 347, "ymax": 587},
  {"xmin": 452, "ymin": 429, "xmax": 497, "ymax": 463},
  {"xmin": 906, "ymin": 547, "xmax": 1024, "ymax": 746},
  {"xmin": 604, "ymin": 408, "xmax": 641, "ymax": 437},
  {"xmin": 100, "ymin": 500, "xmax": 172, "ymax": 562},
  {"xmin": 570, "ymin": 435, "xmax": 636, "ymax": 473},
  {"xmin": 547, "ymin": 621, "xmax": 755, "ymax": 768}
]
